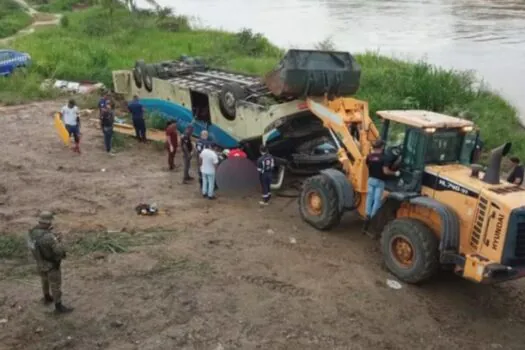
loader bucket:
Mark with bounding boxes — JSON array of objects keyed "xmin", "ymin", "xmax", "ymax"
[{"xmin": 264, "ymin": 49, "xmax": 361, "ymax": 99}]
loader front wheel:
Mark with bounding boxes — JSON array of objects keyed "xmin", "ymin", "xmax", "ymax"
[
  {"xmin": 380, "ymin": 218, "xmax": 439, "ymax": 284},
  {"xmin": 299, "ymin": 174, "xmax": 341, "ymax": 230}
]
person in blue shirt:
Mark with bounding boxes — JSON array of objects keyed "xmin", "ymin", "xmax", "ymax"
[
  {"xmin": 98, "ymin": 93, "xmax": 109, "ymax": 130},
  {"xmin": 256, "ymin": 145, "xmax": 275, "ymax": 206},
  {"xmin": 98, "ymin": 93, "xmax": 108, "ymax": 114},
  {"xmin": 128, "ymin": 95, "xmax": 147, "ymax": 143}
]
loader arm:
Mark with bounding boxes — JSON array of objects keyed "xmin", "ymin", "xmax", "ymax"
[{"xmin": 306, "ymin": 98, "xmax": 380, "ymax": 195}]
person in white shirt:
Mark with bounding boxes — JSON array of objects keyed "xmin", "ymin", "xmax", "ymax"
[
  {"xmin": 199, "ymin": 145, "xmax": 219, "ymax": 199},
  {"xmin": 60, "ymin": 99, "xmax": 81, "ymax": 153}
]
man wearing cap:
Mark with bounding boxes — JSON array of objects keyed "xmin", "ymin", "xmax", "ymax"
[
  {"xmin": 26, "ymin": 212, "xmax": 73, "ymax": 314},
  {"xmin": 363, "ymin": 140, "xmax": 400, "ymax": 232}
]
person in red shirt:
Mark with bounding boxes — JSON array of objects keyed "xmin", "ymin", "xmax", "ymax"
[
  {"xmin": 227, "ymin": 147, "xmax": 247, "ymax": 159},
  {"xmin": 165, "ymin": 120, "xmax": 178, "ymax": 170}
]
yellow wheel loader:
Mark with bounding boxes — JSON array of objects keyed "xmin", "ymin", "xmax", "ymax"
[{"xmin": 299, "ymin": 97, "xmax": 525, "ymax": 284}]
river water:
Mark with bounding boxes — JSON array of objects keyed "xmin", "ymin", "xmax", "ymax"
[{"xmin": 138, "ymin": 0, "xmax": 525, "ymax": 122}]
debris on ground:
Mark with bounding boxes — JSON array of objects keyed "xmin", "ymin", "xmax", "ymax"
[
  {"xmin": 289, "ymin": 237, "xmax": 297, "ymax": 244},
  {"xmin": 41, "ymin": 79, "xmax": 105, "ymax": 94},
  {"xmin": 386, "ymin": 279, "xmax": 403, "ymax": 290},
  {"xmin": 110, "ymin": 320, "xmax": 124, "ymax": 328},
  {"xmin": 135, "ymin": 203, "xmax": 159, "ymax": 216}
]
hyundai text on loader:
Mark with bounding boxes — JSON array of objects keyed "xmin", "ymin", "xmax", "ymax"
[{"xmin": 299, "ymin": 97, "xmax": 525, "ymax": 284}]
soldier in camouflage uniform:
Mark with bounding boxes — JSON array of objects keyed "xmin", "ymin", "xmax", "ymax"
[{"xmin": 27, "ymin": 211, "xmax": 73, "ymax": 314}]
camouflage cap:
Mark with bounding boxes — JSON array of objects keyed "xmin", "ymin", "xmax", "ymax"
[{"xmin": 38, "ymin": 211, "xmax": 54, "ymax": 225}]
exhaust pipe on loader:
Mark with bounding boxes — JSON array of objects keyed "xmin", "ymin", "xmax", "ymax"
[{"xmin": 482, "ymin": 142, "xmax": 512, "ymax": 185}]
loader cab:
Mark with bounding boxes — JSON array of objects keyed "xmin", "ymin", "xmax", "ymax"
[
  {"xmin": 379, "ymin": 114, "xmax": 478, "ymax": 193},
  {"xmin": 381, "ymin": 119, "xmax": 426, "ymax": 192}
]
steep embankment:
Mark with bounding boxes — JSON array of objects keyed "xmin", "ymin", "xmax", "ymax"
[
  {"xmin": 1, "ymin": 2, "xmax": 524, "ymax": 159},
  {"xmin": 0, "ymin": 0, "xmax": 61, "ymax": 44}
]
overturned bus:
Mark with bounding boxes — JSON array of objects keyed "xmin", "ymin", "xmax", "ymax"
[{"xmin": 111, "ymin": 49, "xmax": 361, "ymax": 183}]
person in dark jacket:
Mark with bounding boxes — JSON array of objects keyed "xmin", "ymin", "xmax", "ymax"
[
  {"xmin": 507, "ymin": 157, "xmax": 524, "ymax": 186},
  {"xmin": 98, "ymin": 92, "xmax": 109, "ymax": 131},
  {"xmin": 101, "ymin": 102, "xmax": 115, "ymax": 155},
  {"xmin": 363, "ymin": 140, "xmax": 400, "ymax": 232},
  {"xmin": 471, "ymin": 137, "xmax": 484, "ymax": 164},
  {"xmin": 257, "ymin": 145, "xmax": 275, "ymax": 206},
  {"xmin": 128, "ymin": 95, "xmax": 147, "ymax": 142},
  {"xmin": 181, "ymin": 125, "xmax": 194, "ymax": 183}
]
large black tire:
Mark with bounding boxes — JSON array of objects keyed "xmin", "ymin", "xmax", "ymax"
[
  {"xmin": 219, "ymin": 83, "xmax": 247, "ymax": 121},
  {"xmin": 133, "ymin": 60, "xmax": 144, "ymax": 89},
  {"xmin": 380, "ymin": 218, "xmax": 439, "ymax": 284},
  {"xmin": 298, "ymin": 174, "xmax": 341, "ymax": 230},
  {"xmin": 141, "ymin": 63, "xmax": 155, "ymax": 92},
  {"xmin": 295, "ymin": 136, "xmax": 332, "ymax": 154}
]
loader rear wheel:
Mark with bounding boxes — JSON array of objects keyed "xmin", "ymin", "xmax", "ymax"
[
  {"xmin": 380, "ymin": 218, "xmax": 439, "ymax": 284},
  {"xmin": 299, "ymin": 174, "xmax": 341, "ymax": 230}
]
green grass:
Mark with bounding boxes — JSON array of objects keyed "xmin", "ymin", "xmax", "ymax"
[
  {"xmin": 0, "ymin": 230, "xmax": 173, "ymax": 260},
  {"xmin": 2, "ymin": 4, "xmax": 524, "ymax": 160},
  {"xmin": 29, "ymin": 0, "xmax": 94, "ymax": 13},
  {"xmin": 0, "ymin": 234, "xmax": 27, "ymax": 259},
  {"xmin": 0, "ymin": 0, "xmax": 33, "ymax": 39},
  {"xmin": 0, "ymin": 71, "xmax": 60, "ymax": 105}
]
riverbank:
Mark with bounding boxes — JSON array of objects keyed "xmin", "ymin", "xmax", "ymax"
[
  {"xmin": 3, "ymin": 100, "xmax": 525, "ymax": 350},
  {"xmin": 1, "ymin": 3, "xmax": 524, "ymax": 159}
]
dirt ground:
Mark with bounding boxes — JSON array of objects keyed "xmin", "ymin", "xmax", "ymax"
[{"xmin": 2, "ymin": 100, "xmax": 525, "ymax": 350}]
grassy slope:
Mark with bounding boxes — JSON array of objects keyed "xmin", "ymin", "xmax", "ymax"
[
  {"xmin": 3, "ymin": 5, "xmax": 524, "ymax": 159},
  {"xmin": 0, "ymin": 0, "xmax": 33, "ymax": 39},
  {"xmin": 28, "ymin": 0, "xmax": 95, "ymax": 13}
]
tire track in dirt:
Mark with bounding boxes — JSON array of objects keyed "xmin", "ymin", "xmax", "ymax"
[{"xmin": 239, "ymin": 274, "xmax": 311, "ymax": 297}]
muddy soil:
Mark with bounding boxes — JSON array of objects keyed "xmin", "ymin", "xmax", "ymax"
[{"xmin": 1, "ymin": 101, "xmax": 525, "ymax": 350}]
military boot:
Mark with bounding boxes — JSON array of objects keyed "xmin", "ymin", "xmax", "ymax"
[
  {"xmin": 55, "ymin": 302, "xmax": 74, "ymax": 314},
  {"xmin": 42, "ymin": 294, "xmax": 53, "ymax": 305}
]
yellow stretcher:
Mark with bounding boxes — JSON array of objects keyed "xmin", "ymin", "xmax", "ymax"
[{"xmin": 54, "ymin": 112, "xmax": 70, "ymax": 146}]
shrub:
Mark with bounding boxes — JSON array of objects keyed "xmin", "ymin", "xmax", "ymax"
[
  {"xmin": 60, "ymin": 14, "xmax": 69, "ymax": 27},
  {"xmin": 146, "ymin": 111, "xmax": 168, "ymax": 130},
  {"xmin": 37, "ymin": 0, "xmax": 95, "ymax": 13},
  {"xmin": 156, "ymin": 15, "xmax": 190, "ymax": 32},
  {"xmin": 0, "ymin": 0, "xmax": 32, "ymax": 39},
  {"xmin": 0, "ymin": 71, "xmax": 61, "ymax": 105}
]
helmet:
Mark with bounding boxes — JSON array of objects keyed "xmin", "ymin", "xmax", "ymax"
[{"xmin": 38, "ymin": 211, "xmax": 54, "ymax": 226}]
